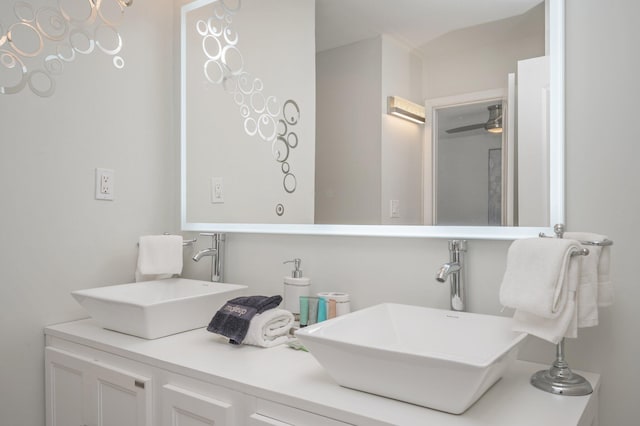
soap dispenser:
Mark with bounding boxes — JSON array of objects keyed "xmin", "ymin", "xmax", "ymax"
[{"xmin": 283, "ymin": 258, "xmax": 311, "ymax": 317}]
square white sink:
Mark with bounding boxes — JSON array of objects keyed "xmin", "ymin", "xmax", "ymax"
[
  {"xmin": 295, "ymin": 303, "xmax": 527, "ymax": 414},
  {"xmin": 72, "ymin": 278, "xmax": 247, "ymax": 339}
]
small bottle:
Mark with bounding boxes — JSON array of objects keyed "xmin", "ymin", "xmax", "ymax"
[
  {"xmin": 283, "ymin": 258, "xmax": 311, "ymax": 317},
  {"xmin": 299, "ymin": 296, "xmax": 309, "ymax": 327},
  {"xmin": 318, "ymin": 292, "xmax": 351, "ymax": 317}
]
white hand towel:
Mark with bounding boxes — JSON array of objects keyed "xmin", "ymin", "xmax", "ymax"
[
  {"xmin": 511, "ymin": 254, "xmax": 580, "ymax": 344},
  {"xmin": 598, "ymin": 244, "xmax": 614, "ymax": 307},
  {"xmin": 499, "ymin": 238, "xmax": 582, "ymax": 318},
  {"xmin": 564, "ymin": 232, "xmax": 613, "ymax": 327},
  {"xmin": 242, "ymin": 309, "xmax": 294, "ymax": 348},
  {"xmin": 499, "ymin": 238, "xmax": 582, "ymax": 344},
  {"xmin": 565, "ymin": 232, "xmax": 615, "ymax": 307},
  {"xmin": 135, "ymin": 235, "xmax": 183, "ymax": 282}
]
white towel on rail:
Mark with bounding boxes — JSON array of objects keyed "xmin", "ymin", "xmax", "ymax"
[
  {"xmin": 564, "ymin": 232, "xmax": 614, "ymax": 328},
  {"xmin": 499, "ymin": 238, "xmax": 582, "ymax": 344},
  {"xmin": 135, "ymin": 235, "xmax": 183, "ymax": 282},
  {"xmin": 598, "ymin": 243, "xmax": 614, "ymax": 306}
]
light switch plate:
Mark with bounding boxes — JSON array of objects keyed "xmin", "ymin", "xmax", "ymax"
[{"xmin": 390, "ymin": 199, "xmax": 400, "ymax": 218}]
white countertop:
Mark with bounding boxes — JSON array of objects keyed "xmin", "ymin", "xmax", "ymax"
[{"xmin": 45, "ymin": 319, "xmax": 600, "ymax": 426}]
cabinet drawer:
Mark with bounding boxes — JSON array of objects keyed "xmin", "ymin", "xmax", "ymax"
[
  {"xmin": 160, "ymin": 373, "xmax": 245, "ymax": 426},
  {"xmin": 250, "ymin": 398, "xmax": 353, "ymax": 426},
  {"xmin": 162, "ymin": 384, "xmax": 234, "ymax": 426}
]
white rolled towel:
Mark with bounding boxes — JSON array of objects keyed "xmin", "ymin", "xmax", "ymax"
[{"xmin": 243, "ymin": 309, "xmax": 294, "ymax": 348}]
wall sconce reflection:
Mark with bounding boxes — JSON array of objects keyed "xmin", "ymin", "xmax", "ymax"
[
  {"xmin": 0, "ymin": 0, "xmax": 133, "ymax": 97},
  {"xmin": 387, "ymin": 96, "xmax": 426, "ymax": 124}
]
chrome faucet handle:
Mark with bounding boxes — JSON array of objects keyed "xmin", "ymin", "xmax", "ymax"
[
  {"xmin": 200, "ymin": 232, "xmax": 226, "ymax": 241},
  {"xmin": 448, "ymin": 240, "xmax": 467, "ymax": 252}
]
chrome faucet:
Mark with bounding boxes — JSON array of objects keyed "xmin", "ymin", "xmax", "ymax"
[
  {"xmin": 436, "ymin": 240, "xmax": 467, "ymax": 312},
  {"xmin": 192, "ymin": 233, "xmax": 225, "ymax": 282}
]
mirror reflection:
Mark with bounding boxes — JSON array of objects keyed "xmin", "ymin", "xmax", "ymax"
[
  {"xmin": 434, "ymin": 100, "xmax": 505, "ymax": 226},
  {"xmin": 316, "ymin": 0, "xmax": 546, "ymax": 227},
  {"xmin": 182, "ymin": 0, "xmax": 553, "ymax": 230}
]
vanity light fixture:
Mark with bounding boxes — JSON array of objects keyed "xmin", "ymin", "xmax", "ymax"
[{"xmin": 387, "ymin": 96, "xmax": 426, "ymax": 124}]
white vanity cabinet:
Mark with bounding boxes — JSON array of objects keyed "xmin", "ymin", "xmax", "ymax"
[
  {"xmin": 45, "ymin": 347, "xmax": 152, "ymax": 426},
  {"xmin": 44, "ymin": 319, "xmax": 600, "ymax": 426}
]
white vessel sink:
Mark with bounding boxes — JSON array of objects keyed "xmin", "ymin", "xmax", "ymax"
[
  {"xmin": 72, "ymin": 278, "xmax": 247, "ymax": 339},
  {"xmin": 295, "ymin": 303, "xmax": 527, "ymax": 414}
]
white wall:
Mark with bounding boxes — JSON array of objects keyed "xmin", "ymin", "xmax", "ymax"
[
  {"xmin": 315, "ymin": 38, "xmax": 382, "ymax": 224},
  {"xmin": 422, "ymin": 3, "xmax": 545, "ymax": 99},
  {"xmin": 561, "ymin": 0, "xmax": 640, "ymax": 422},
  {"xmin": 0, "ymin": 1, "xmax": 638, "ymax": 425},
  {"xmin": 316, "ymin": 35, "xmax": 424, "ymax": 225},
  {"xmin": 0, "ymin": 0, "xmax": 179, "ymax": 425},
  {"xmin": 380, "ymin": 36, "xmax": 424, "ymax": 225}
]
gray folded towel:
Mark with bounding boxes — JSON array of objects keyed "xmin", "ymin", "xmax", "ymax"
[{"xmin": 207, "ymin": 295, "xmax": 283, "ymax": 344}]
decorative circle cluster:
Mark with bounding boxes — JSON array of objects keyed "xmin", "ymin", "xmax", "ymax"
[{"xmin": 0, "ymin": 0, "xmax": 130, "ymax": 97}]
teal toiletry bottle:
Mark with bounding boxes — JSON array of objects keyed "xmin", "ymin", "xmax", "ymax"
[
  {"xmin": 299, "ymin": 296, "xmax": 309, "ymax": 327},
  {"xmin": 317, "ymin": 297, "xmax": 327, "ymax": 322}
]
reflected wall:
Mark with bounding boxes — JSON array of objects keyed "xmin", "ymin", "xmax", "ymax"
[{"xmin": 183, "ymin": 0, "xmax": 315, "ymax": 224}]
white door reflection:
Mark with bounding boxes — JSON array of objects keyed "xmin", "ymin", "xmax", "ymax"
[{"xmin": 433, "ymin": 99, "xmax": 506, "ymax": 226}]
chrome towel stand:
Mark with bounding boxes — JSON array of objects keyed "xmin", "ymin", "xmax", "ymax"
[{"xmin": 532, "ymin": 224, "xmax": 613, "ymax": 396}]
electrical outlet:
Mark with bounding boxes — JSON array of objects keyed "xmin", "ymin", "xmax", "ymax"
[
  {"xmin": 95, "ymin": 168, "xmax": 115, "ymax": 200},
  {"xmin": 211, "ymin": 177, "xmax": 224, "ymax": 203}
]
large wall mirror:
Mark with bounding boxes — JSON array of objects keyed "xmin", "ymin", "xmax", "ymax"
[{"xmin": 181, "ymin": 0, "xmax": 564, "ymax": 239}]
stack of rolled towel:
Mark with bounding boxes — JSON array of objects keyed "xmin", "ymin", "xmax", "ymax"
[
  {"xmin": 499, "ymin": 234, "xmax": 612, "ymax": 344},
  {"xmin": 207, "ymin": 295, "xmax": 294, "ymax": 348}
]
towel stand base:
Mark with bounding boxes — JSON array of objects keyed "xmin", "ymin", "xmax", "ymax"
[{"xmin": 530, "ymin": 338, "xmax": 593, "ymax": 396}]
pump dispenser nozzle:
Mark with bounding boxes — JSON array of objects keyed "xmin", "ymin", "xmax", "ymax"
[{"xmin": 283, "ymin": 258, "xmax": 303, "ymax": 278}]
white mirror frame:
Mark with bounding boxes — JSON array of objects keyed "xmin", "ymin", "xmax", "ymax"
[{"xmin": 181, "ymin": 0, "xmax": 564, "ymax": 240}]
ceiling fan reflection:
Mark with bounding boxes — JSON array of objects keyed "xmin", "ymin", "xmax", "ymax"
[{"xmin": 446, "ymin": 104, "xmax": 503, "ymax": 134}]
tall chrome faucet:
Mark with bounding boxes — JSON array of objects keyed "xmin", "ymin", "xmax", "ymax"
[
  {"xmin": 435, "ymin": 240, "xmax": 467, "ymax": 311},
  {"xmin": 192, "ymin": 233, "xmax": 225, "ymax": 282}
]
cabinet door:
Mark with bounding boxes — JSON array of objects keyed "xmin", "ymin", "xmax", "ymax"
[
  {"xmin": 45, "ymin": 347, "xmax": 152, "ymax": 426},
  {"xmin": 45, "ymin": 347, "xmax": 89, "ymax": 426},
  {"xmin": 90, "ymin": 360, "xmax": 152, "ymax": 426},
  {"xmin": 162, "ymin": 384, "xmax": 234, "ymax": 426}
]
